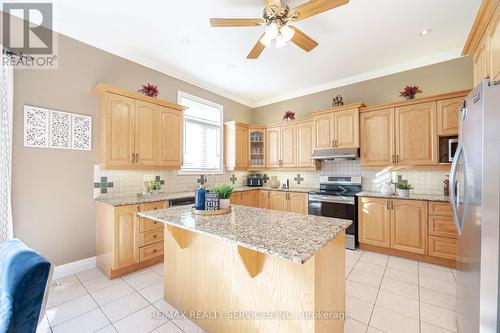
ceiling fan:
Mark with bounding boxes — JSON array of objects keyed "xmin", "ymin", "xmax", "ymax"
[{"xmin": 210, "ymin": 0, "xmax": 349, "ymax": 59}]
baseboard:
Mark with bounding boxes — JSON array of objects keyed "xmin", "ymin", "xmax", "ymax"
[{"xmin": 53, "ymin": 256, "xmax": 97, "ymax": 280}]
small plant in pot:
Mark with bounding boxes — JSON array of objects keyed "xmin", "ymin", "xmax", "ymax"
[
  {"xmin": 211, "ymin": 184, "xmax": 235, "ymax": 209},
  {"xmin": 395, "ymin": 181, "xmax": 413, "ymax": 198}
]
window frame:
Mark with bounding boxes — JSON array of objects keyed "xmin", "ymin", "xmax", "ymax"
[{"xmin": 178, "ymin": 91, "xmax": 224, "ymax": 175}]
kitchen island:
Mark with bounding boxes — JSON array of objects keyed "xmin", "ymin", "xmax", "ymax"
[{"xmin": 138, "ymin": 205, "xmax": 351, "ymax": 333}]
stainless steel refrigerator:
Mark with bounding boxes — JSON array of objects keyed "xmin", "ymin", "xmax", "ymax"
[{"xmin": 450, "ymin": 80, "xmax": 500, "ymax": 333}]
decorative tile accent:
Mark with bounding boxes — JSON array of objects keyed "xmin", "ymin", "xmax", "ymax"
[
  {"xmin": 49, "ymin": 110, "xmax": 71, "ymax": 149},
  {"xmin": 229, "ymin": 174, "xmax": 237, "ymax": 184},
  {"xmin": 94, "ymin": 177, "xmax": 114, "ymax": 194},
  {"xmin": 71, "ymin": 114, "xmax": 92, "ymax": 150},
  {"xmin": 155, "ymin": 176, "xmax": 165, "ymax": 185},
  {"xmin": 262, "ymin": 174, "xmax": 269, "ymax": 184},
  {"xmin": 294, "ymin": 174, "xmax": 304, "ymax": 185},
  {"xmin": 197, "ymin": 175, "xmax": 207, "ymax": 185},
  {"xmin": 24, "ymin": 105, "xmax": 49, "ymax": 148}
]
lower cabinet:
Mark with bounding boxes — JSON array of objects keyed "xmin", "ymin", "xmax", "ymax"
[
  {"xmin": 231, "ymin": 190, "xmax": 308, "ymax": 215},
  {"xmin": 96, "ymin": 200, "xmax": 166, "ymax": 279},
  {"xmin": 358, "ymin": 197, "xmax": 391, "ymax": 248},
  {"xmin": 390, "ymin": 200, "xmax": 427, "ymax": 254},
  {"xmin": 358, "ymin": 197, "xmax": 457, "ymax": 265}
]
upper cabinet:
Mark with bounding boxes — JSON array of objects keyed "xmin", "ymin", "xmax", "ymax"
[
  {"xmin": 312, "ymin": 104, "xmax": 363, "ymax": 150},
  {"xmin": 249, "ymin": 127, "xmax": 265, "ymax": 169},
  {"xmin": 265, "ymin": 120, "xmax": 315, "ymax": 170},
  {"xmin": 437, "ymin": 97, "xmax": 462, "ymax": 136},
  {"xmin": 395, "ymin": 102, "xmax": 437, "ymax": 165},
  {"xmin": 224, "ymin": 122, "xmax": 248, "ymax": 171},
  {"xmin": 463, "ymin": 0, "xmax": 500, "ymax": 85},
  {"xmin": 359, "ymin": 92, "xmax": 468, "ymax": 167},
  {"xmin": 360, "ymin": 108, "xmax": 395, "ymax": 166},
  {"xmin": 94, "ymin": 83, "xmax": 184, "ymax": 170}
]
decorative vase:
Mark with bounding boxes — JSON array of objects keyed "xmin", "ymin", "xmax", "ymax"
[
  {"xmin": 405, "ymin": 95, "xmax": 415, "ymax": 100},
  {"xmin": 397, "ymin": 189, "xmax": 410, "ymax": 197},
  {"xmin": 381, "ymin": 182, "xmax": 394, "ymax": 196},
  {"xmin": 286, "ymin": 117, "xmax": 292, "ymax": 122},
  {"xmin": 269, "ymin": 176, "xmax": 279, "ymax": 189},
  {"xmin": 220, "ymin": 198, "xmax": 230, "ymax": 209}
]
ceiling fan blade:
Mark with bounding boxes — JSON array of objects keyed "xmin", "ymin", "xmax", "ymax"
[
  {"xmin": 210, "ymin": 18, "xmax": 265, "ymax": 27},
  {"xmin": 289, "ymin": 26, "xmax": 319, "ymax": 52},
  {"xmin": 290, "ymin": 0, "xmax": 349, "ymax": 21},
  {"xmin": 247, "ymin": 34, "xmax": 266, "ymax": 59}
]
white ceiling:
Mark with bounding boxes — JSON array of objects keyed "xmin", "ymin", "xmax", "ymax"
[{"xmin": 52, "ymin": 0, "xmax": 480, "ymax": 107}]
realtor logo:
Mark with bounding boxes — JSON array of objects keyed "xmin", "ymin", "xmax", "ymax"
[{"xmin": 2, "ymin": 2, "xmax": 58, "ymax": 69}]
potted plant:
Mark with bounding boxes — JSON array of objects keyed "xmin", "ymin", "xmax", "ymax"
[
  {"xmin": 395, "ymin": 181, "xmax": 413, "ymax": 198},
  {"xmin": 211, "ymin": 184, "xmax": 235, "ymax": 209},
  {"xmin": 138, "ymin": 83, "xmax": 159, "ymax": 98},
  {"xmin": 399, "ymin": 85, "xmax": 422, "ymax": 100},
  {"xmin": 151, "ymin": 180, "xmax": 162, "ymax": 194}
]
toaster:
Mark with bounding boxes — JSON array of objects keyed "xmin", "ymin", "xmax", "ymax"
[{"xmin": 247, "ymin": 174, "xmax": 263, "ymax": 187}]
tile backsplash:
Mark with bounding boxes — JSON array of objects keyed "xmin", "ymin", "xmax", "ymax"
[{"xmin": 94, "ymin": 160, "xmax": 449, "ymax": 198}]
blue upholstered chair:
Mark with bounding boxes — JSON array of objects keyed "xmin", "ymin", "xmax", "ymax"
[{"xmin": 0, "ymin": 239, "xmax": 52, "ymax": 333}]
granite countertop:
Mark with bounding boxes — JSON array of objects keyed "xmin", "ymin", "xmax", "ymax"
[
  {"xmin": 356, "ymin": 191, "xmax": 450, "ymax": 202},
  {"xmin": 137, "ymin": 205, "xmax": 351, "ymax": 264},
  {"xmin": 95, "ymin": 191, "xmax": 195, "ymax": 207},
  {"xmin": 96, "ymin": 187, "xmax": 317, "ymax": 207}
]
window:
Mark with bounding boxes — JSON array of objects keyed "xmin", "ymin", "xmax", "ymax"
[{"xmin": 178, "ymin": 91, "xmax": 223, "ymax": 173}]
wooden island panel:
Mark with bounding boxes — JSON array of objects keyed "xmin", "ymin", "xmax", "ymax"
[{"xmin": 164, "ymin": 226, "xmax": 346, "ymax": 333}]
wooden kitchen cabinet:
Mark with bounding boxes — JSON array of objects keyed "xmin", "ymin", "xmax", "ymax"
[
  {"xmin": 360, "ymin": 108, "xmax": 395, "ymax": 166},
  {"xmin": 281, "ymin": 124, "xmax": 297, "ymax": 167},
  {"xmin": 224, "ymin": 122, "xmax": 249, "ymax": 171},
  {"xmin": 463, "ymin": 0, "xmax": 500, "ymax": 84},
  {"xmin": 96, "ymin": 200, "xmax": 166, "ymax": 279},
  {"xmin": 268, "ymin": 191, "xmax": 288, "ymax": 211},
  {"xmin": 266, "ymin": 126, "xmax": 281, "ymax": 168},
  {"xmin": 312, "ymin": 113, "xmax": 333, "ymax": 149},
  {"xmin": 390, "ymin": 200, "xmax": 427, "ymax": 254},
  {"xmin": 134, "ymin": 100, "xmax": 157, "ymax": 167},
  {"xmin": 296, "ymin": 121, "xmax": 315, "ymax": 167},
  {"xmin": 358, "ymin": 197, "xmax": 391, "ymax": 248},
  {"xmin": 333, "ymin": 108, "xmax": 359, "ymax": 148},
  {"xmin": 246, "ymin": 190, "xmax": 260, "ymax": 207},
  {"xmin": 395, "ymin": 102, "xmax": 438, "ymax": 165},
  {"xmin": 428, "ymin": 236, "xmax": 457, "ymax": 261},
  {"xmin": 259, "ymin": 190, "xmax": 269, "ymax": 209},
  {"xmin": 102, "ymin": 93, "xmax": 135, "ymax": 167},
  {"xmin": 156, "ymin": 106, "xmax": 183, "ymax": 168},
  {"xmin": 437, "ymin": 98, "xmax": 463, "ymax": 136},
  {"xmin": 428, "ymin": 201, "xmax": 457, "ymax": 260},
  {"xmin": 287, "ymin": 193, "xmax": 309, "ymax": 215},
  {"xmin": 312, "ymin": 104, "xmax": 362, "ymax": 150},
  {"xmin": 114, "ymin": 205, "xmax": 138, "ymax": 269},
  {"xmin": 94, "ymin": 84, "xmax": 184, "ymax": 170}
]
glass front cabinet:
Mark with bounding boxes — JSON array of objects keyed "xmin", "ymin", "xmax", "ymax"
[{"xmin": 248, "ymin": 127, "xmax": 265, "ymax": 169}]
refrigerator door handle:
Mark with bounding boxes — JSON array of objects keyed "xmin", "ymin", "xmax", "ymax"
[{"xmin": 449, "ymin": 143, "xmax": 464, "ymax": 235}]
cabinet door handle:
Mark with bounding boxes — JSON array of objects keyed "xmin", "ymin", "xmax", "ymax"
[
  {"xmin": 153, "ymin": 234, "xmax": 157, "ymax": 238},
  {"xmin": 387, "ymin": 200, "xmax": 390, "ymax": 209},
  {"xmin": 132, "ymin": 153, "xmax": 135, "ymax": 163},
  {"xmin": 396, "ymin": 155, "xmax": 399, "ymax": 164},
  {"xmin": 392, "ymin": 154, "xmax": 395, "ymax": 164},
  {"xmin": 135, "ymin": 153, "xmax": 139, "ymax": 162}
]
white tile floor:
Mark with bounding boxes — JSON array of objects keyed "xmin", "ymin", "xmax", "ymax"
[{"xmin": 38, "ymin": 250, "xmax": 459, "ymax": 333}]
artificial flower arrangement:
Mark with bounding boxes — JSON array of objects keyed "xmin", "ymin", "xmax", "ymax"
[
  {"xmin": 399, "ymin": 85, "xmax": 423, "ymax": 100},
  {"xmin": 138, "ymin": 83, "xmax": 159, "ymax": 98},
  {"xmin": 283, "ymin": 111, "xmax": 295, "ymax": 122}
]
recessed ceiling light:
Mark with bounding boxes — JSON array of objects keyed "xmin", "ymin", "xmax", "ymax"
[
  {"xmin": 419, "ymin": 29, "xmax": 431, "ymax": 36},
  {"xmin": 180, "ymin": 37, "xmax": 191, "ymax": 44}
]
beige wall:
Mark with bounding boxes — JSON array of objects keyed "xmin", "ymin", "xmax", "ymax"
[
  {"xmin": 251, "ymin": 57, "xmax": 473, "ymax": 124},
  {"xmin": 12, "ymin": 33, "xmax": 252, "ymax": 265}
]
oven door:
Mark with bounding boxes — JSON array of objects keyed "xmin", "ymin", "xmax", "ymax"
[{"xmin": 308, "ymin": 195, "xmax": 358, "ymax": 250}]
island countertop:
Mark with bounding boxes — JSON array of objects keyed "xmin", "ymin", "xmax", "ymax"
[{"xmin": 137, "ymin": 205, "xmax": 351, "ymax": 264}]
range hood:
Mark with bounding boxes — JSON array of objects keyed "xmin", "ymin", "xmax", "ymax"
[{"xmin": 311, "ymin": 148, "xmax": 359, "ymax": 161}]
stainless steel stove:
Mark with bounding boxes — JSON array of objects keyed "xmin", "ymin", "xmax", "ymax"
[{"xmin": 308, "ymin": 176, "xmax": 362, "ymax": 250}]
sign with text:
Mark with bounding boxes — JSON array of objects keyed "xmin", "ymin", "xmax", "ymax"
[{"xmin": 205, "ymin": 192, "xmax": 220, "ymax": 211}]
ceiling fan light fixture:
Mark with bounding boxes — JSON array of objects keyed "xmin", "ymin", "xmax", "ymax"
[
  {"xmin": 280, "ymin": 25, "xmax": 295, "ymax": 42},
  {"xmin": 275, "ymin": 34, "xmax": 287, "ymax": 48},
  {"xmin": 260, "ymin": 34, "xmax": 273, "ymax": 47},
  {"xmin": 265, "ymin": 22, "xmax": 279, "ymax": 39}
]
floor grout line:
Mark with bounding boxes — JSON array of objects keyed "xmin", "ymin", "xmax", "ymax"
[{"xmin": 364, "ymin": 252, "xmax": 389, "ymax": 332}]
